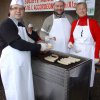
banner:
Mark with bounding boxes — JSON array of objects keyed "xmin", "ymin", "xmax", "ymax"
[
  {"xmin": 25, "ymin": 0, "xmax": 76, "ymax": 12},
  {"xmin": 25, "ymin": 0, "xmax": 95, "ymax": 15}
]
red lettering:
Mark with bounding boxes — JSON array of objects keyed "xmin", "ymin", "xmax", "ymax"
[{"xmin": 34, "ymin": 3, "xmax": 53, "ymax": 11}]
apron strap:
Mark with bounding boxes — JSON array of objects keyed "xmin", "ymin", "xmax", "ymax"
[
  {"xmin": 87, "ymin": 19, "xmax": 89, "ymax": 26},
  {"xmin": 53, "ymin": 14, "xmax": 55, "ymax": 21},
  {"xmin": 76, "ymin": 20, "xmax": 79, "ymax": 25}
]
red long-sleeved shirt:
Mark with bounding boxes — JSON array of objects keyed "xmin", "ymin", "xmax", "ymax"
[{"xmin": 69, "ymin": 16, "xmax": 100, "ymax": 58}]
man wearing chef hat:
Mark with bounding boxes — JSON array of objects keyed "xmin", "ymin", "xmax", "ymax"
[
  {"xmin": 39, "ymin": 0, "xmax": 73, "ymax": 53},
  {"xmin": 68, "ymin": 0, "xmax": 100, "ymax": 99},
  {"xmin": 0, "ymin": 0, "xmax": 52, "ymax": 100}
]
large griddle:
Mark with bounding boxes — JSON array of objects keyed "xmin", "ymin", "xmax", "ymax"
[
  {"xmin": 32, "ymin": 51, "xmax": 92, "ymax": 100},
  {"xmin": 37, "ymin": 51, "xmax": 86, "ymax": 69}
]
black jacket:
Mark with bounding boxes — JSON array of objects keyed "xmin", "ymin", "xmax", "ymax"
[{"xmin": 0, "ymin": 18, "xmax": 41, "ymax": 56}]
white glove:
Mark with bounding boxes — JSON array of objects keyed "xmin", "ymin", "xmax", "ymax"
[
  {"xmin": 47, "ymin": 43, "xmax": 53, "ymax": 50},
  {"xmin": 38, "ymin": 42, "xmax": 48, "ymax": 51},
  {"xmin": 45, "ymin": 36, "xmax": 56, "ymax": 42},
  {"xmin": 38, "ymin": 43, "xmax": 53, "ymax": 51},
  {"xmin": 68, "ymin": 42, "xmax": 73, "ymax": 48},
  {"xmin": 94, "ymin": 58, "xmax": 99, "ymax": 64}
]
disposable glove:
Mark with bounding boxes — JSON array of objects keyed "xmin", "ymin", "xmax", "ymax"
[
  {"xmin": 38, "ymin": 43, "xmax": 53, "ymax": 51},
  {"xmin": 68, "ymin": 42, "xmax": 73, "ymax": 48},
  {"xmin": 45, "ymin": 36, "xmax": 56, "ymax": 42},
  {"xmin": 47, "ymin": 43, "xmax": 53, "ymax": 50},
  {"xmin": 94, "ymin": 58, "xmax": 99, "ymax": 64},
  {"xmin": 38, "ymin": 42, "xmax": 48, "ymax": 51}
]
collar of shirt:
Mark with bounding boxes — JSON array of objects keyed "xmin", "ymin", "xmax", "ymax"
[
  {"xmin": 18, "ymin": 22, "xmax": 24, "ymax": 27},
  {"xmin": 9, "ymin": 17, "xmax": 18, "ymax": 26},
  {"xmin": 54, "ymin": 13, "xmax": 66, "ymax": 19},
  {"xmin": 9, "ymin": 17, "xmax": 24, "ymax": 27},
  {"xmin": 78, "ymin": 16, "xmax": 88, "ymax": 25}
]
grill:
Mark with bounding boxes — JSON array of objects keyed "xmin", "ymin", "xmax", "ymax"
[{"xmin": 32, "ymin": 51, "xmax": 92, "ymax": 100}]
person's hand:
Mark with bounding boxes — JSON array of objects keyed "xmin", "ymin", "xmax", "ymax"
[
  {"xmin": 45, "ymin": 36, "xmax": 56, "ymax": 42},
  {"xmin": 68, "ymin": 42, "xmax": 73, "ymax": 48},
  {"xmin": 47, "ymin": 43, "xmax": 53, "ymax": 50},
  {"xmin": 38, "ymin": 42, "xmax": 48, "ymax": 51},
  {"xmin": 38, "ymin": 42, "xmax": 53, "ymax": 51},
  {"xmin": 94, "ymin": 58, "xmax": 99, "ymax": 64}
]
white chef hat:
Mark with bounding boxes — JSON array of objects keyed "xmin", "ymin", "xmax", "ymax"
[
  {"xmin": 54, "ymin": 0, "xmax": 64, "ymax": 3},
  {"xmin": 10, "ymin": 0, "xmax": 25, "ymax": 6},
  {"xmin": 28, "ymin": 23, "xmax": 33, "ymax": 28},
  {"xmin": 77, "ymin": 0, "xmax": 86, "ymax": 3}
]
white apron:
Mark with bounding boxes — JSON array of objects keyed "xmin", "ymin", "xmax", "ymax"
[
  {"xmin": 0, "ymin": 26, "xmax": 35, "ymax": 100},
  {"xmin": 49, "ymin": 14, "xmax": 71, "ymax": 53},
  {"xmin": 70, "ymin": 19, "xmax": 95, "ymax": 87}
]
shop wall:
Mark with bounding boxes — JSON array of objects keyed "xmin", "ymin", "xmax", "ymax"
[
  {"xmin": 21, "ymin": 0, "xmax": 100, "ymax": 29},
  {"xmin": 23, "ymin": 12, "xmax": 53, "ymax": 31},
  {"xmin": 23, "ymin": 0, "xmax": 100, "ymax": 30},
  {"xmin": 23, "ymin": 11, "xmax": 76, "ymax": 31},
  {"xmin": 94, "ymin": 0, "xmax": 100, "ymax": 25},
  {"xmin": 0, "ymin": 0, "xmax": 10, "ymax": 23},
  {"xmin": 0, "ymin": 0, "xmax": 100, "ymax": 27}
]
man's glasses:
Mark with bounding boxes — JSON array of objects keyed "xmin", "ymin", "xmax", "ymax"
[{"xmin": 10, "ymin": 7, "xmax": 25, "ymax": 11}]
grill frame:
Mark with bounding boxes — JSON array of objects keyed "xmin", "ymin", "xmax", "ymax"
[{"xmin": 32, "ymin": 51, "xmax": 92, "ymax": 100}]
